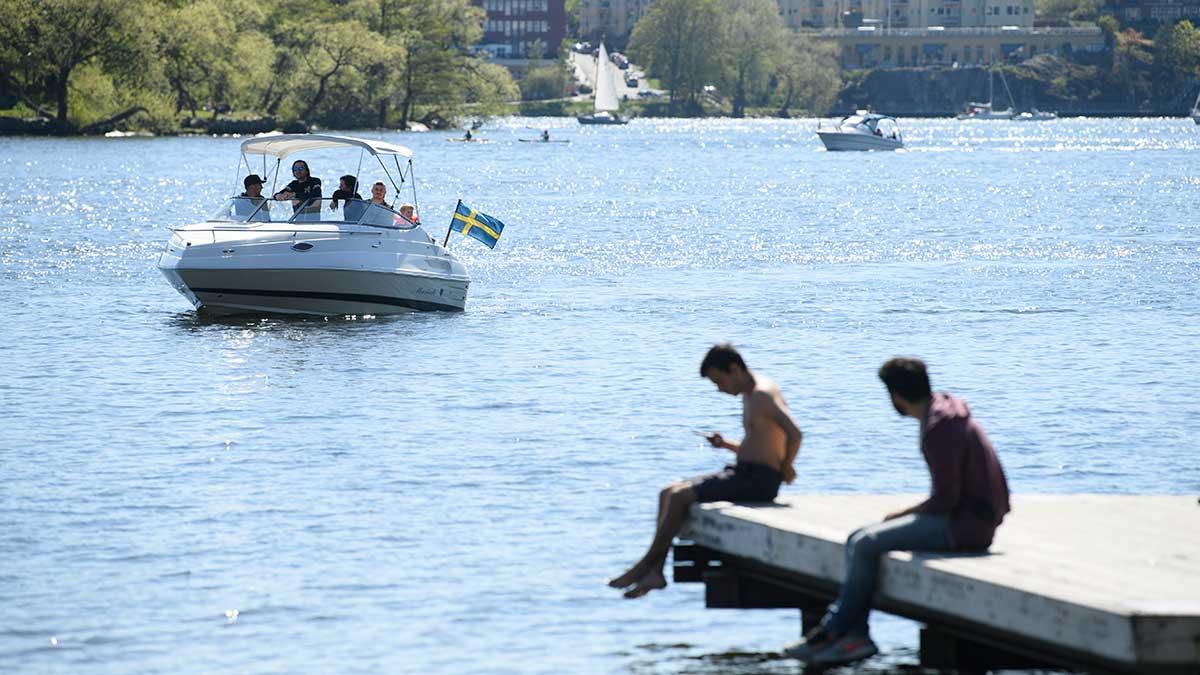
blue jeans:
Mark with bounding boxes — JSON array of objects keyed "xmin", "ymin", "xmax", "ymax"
[{"xmin": 822, "ymin": 513, "xmax": 953, "ymax": 637}]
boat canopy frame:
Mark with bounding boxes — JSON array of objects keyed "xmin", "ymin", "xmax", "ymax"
[{"xmin": 232, "ymin": 134, "xmax": 420, "ymax": 221}]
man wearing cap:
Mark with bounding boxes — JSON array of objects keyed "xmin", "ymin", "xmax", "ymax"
[{"xmin": 234, "ymin": 174, "xmax": 269, "ymax": 222}]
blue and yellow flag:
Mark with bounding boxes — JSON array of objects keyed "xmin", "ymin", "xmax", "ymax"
[{"xmin": 450, "ymin": 201, "xmax": 506, "ymax": 249}]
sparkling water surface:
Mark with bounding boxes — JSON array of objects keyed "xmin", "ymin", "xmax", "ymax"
[{"xmin": 1, "ymin": 118, "xmax": 1198, "ymax": 673}]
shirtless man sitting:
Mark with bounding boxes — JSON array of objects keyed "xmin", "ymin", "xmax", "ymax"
[{"xmin": 608, "ymin": 343, "xmax": 803, "ymax": 599}]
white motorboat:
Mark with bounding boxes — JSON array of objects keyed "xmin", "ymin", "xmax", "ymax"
[
  {"xmin": 1015, "ymin": 108, "xmax": 1058, "ymax": 121},
  {"xmin": 578, "ymin": 43, "xmax": 628, "ymax": 125},
  {"xmin": 816, "ymin": 111, "xmax": 903, "ymax": 151},
  {"xmin": 958, "ymin": 68, "xmax": 1015, "ymax": 120},
  {"xmin": 157, "ymin": 134, "xmax": 470, "ymax": 316}
]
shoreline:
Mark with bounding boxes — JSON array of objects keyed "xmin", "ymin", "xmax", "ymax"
[{"xmin": 1, "ymin": 111, "xmax": 1195, "ymax": 138}]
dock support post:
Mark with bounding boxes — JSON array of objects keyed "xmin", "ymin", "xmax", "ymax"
[{"xmin": 919, "ymin": 626, "xmax": 1051, "ymax": 674}]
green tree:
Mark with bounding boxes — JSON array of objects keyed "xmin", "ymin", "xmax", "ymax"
[
  {"xmin": 1035, "ymin": 0, "xmax": 1101, "ymax": 21},
  {"xmin": 0, "ymin": 0, "xmax": 147, "ymax": 130},
  {"xmin": 286, "ymin": 20, "xmax": 389, "ymax": 121},
  {"xmin": 720, "ymin": 0, "xmax": 788, "ymax": 118},
  {"xmin": 628, "ymin": 0, "xmax": 722, "ymax": 115},
  {"xmin": 520, "ymin": 63, "xmax": 571, "ymax": 101},
  {"xmin": 1152, "ymin": 20, "xmax": 1200, "ymax": 104},
  {"xmin": 774, "ymin": 34, "xmax": 841, "ymax": 117},
  {"xmin": 156, "ymin": 0, "xmax": 254, "ymax": 117}
]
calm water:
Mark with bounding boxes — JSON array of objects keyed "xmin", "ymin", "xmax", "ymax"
[{"xmin": 2, "ymin": 118, "xmax": 1198, "ymax": 674}]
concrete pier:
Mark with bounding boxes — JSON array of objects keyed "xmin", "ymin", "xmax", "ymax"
[{"xmin": 675, "ymin": 494, "xmax": 1200, "ymax": 674}]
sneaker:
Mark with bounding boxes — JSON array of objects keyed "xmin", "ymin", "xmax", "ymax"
[
  {"xmin": 782, "ymin": 627, "xmax": 834, "ymax": 662},
  {"xmin": 810, "ymin": 632, "xmax": 879, "ymax": 667}
]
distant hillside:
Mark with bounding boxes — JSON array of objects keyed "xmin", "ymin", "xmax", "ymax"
[{"xmin": 836, "ymin": 53, "xmax": 1188, "ymax": 116}]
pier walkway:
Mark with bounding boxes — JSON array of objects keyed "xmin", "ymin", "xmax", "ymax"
[{"xmin": 674, "ymin": 494, "xmax": 1199, "ymax": 674}]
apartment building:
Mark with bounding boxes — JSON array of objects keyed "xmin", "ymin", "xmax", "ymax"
[
  {"xmin": 1106, "ymin": 0, "xmax": 1200, "ymax": 22},
  {"xmin": 778, "ymin": 0, "xmax": 1034, "ymax": 30},
  {"xmin": 474, "ymin": 0, "xmax": 567, "ymax": 59},
  {"xmin": 578, "ymin": 0, "xmax": 653, "ymax": 43}
]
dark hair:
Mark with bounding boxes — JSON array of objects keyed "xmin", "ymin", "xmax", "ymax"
[
  {"xmin": 700, "ymin": 343, "xmax": 746, "ymax": 376},
  {"xmin": 878, "ymin": 357, "xmax": 932, "ymax": 402},
  {"xmin": 339, "ymin": 175, "xmax": 357, "ymax": 191},
  {"xmin": 372, "ymin": 181, "xmax": 385, "ymax": 189}
]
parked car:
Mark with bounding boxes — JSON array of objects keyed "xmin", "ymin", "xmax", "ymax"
[{"xmin": 624, "ymin": 73, "xmax": 638, "ymax": 87}]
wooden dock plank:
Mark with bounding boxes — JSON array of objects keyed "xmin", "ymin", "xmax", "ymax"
[{"xmin": 679, "ymin": 494, "xmax": 1200, "ymax": 670}]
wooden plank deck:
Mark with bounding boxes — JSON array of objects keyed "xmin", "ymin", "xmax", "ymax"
[{"xmin": 677, "ymin": 494, "xmax": 1200, "ymax": 673}]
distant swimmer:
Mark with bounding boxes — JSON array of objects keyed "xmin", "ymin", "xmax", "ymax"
[
  {"xmin": 541, "ymin": 129, "xmax": 550, "ymax": 142},
  {"xmin": 608, "ymin": 344, "xmax": 802, "ymax": 599}
]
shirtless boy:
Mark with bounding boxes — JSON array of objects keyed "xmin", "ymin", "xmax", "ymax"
[{"xmin": 608, "ymin": 344, "xmax": 803, "ymax": 599}]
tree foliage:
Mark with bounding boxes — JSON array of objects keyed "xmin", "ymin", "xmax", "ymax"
[
  {"xmin": 1152, "ymin": 20, "xmax": 1200, "ymax": 104},
  {"xmin": 0, "ymin": 0, "xmax": 517, "ymax": 132},
  {"xmin": 629, "ymin": 0, "xmax": 840, "ymax": 116},
  {"xmin": 628, "ymin": 0, "xmax": 723, "ymax": 115}
]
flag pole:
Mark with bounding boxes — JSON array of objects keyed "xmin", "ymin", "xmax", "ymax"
[{"xmin": 443, "ymin": 199, "xmax": 460, "ymax": 248}]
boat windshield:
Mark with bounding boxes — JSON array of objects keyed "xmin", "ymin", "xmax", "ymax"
[{"xmin": 207, "ymin": 197, "xmax": 417, "ymax": 229}]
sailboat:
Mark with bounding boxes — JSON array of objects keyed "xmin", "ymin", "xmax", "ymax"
[
  {"xmin": 1191, "ymin": 88, "xmax": 1200, "ymax": 125},
  {"xmin": 958, "ymin": 67, "xmax": 1015, "ymax": 120},
  {"xmin": 578, "ymin": 43, "xmax": 627, "ymax": 125}
]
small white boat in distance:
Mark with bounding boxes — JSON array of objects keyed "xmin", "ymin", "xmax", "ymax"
[
  {"xmin": 1191, "ymin": 88, "xmax": 1200, "ymax": 124},
  {"xmin": 157, "ymin": 134, "xmax": 470, "ymax": 316},
  {"xmin": 817, "ymin": 111, "xmax": 903, "ymax": 151},
  {"xmin": 1015, "ymin": 108, "xmax": 1058, "ymax": 121}
]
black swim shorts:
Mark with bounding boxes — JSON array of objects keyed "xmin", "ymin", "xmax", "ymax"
[{"xmin": 691, "ymin": 461, "xmax": 782, "ymax": 504}]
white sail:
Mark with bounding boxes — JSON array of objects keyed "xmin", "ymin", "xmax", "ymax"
[{"xmin": 593, "ymin": 43, "xmax": 621, "ymax": 113}]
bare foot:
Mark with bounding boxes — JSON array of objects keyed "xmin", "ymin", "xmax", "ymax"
[
  {"xmin": 608, "ymin": 564, "xmax": 646, "ymax": 589},
  {"xmin": 622, "ymin": 570, "xmax": 667, "ymax": 599}
]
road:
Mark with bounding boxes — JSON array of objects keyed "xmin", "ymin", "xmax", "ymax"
[{"xmin": 568, "ymin": 51, "xmax": 656, "ymax": 103}]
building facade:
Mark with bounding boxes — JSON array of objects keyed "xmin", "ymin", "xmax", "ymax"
[
  {"xmin": 824, "ymin": 25, "xmax": 1103, "ymax": 68},
  {"xmin": 578, "ymin": 0, "xmax": 653, "ymax": 44},
  {"xmin": 777, "ymin": 0, "xmax": 1035, "ymax": 30},
  {"xmin": 1106, "ymin": 0, "xmax": 1200, "ymax": 23},
  {"xmin": 474, "ymin": 0, "xmax": 567, "ymax": 60}
]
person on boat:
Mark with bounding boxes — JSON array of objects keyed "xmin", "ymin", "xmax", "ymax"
[
  {"xmin": 785, "ymin": 357, "xmax": 1010, "ymax": 668},
  {"xmin": 398, "ymin": 203, "xmax": 419, "ymax": 225},
  {"xmin": 330, "ymin": 175, "xmax": 362, "ymax": 210},
  {"xmin": 608, "ymin": 344, "xmax": 803, "ymax": 600},
  {"xmin": 369, "ymin": 181, "xmax": 389, "ymax": 207},
  {"xmin": 273, "ymin": 160, "xmax": 322, "ymax": 218},
  {"xmin": 541, "ymin": 129, "xmax": 550, "ymax": 142},
  {"xmin": 464, "ymin": 129, "xmax": 473, "ymax": 141},
  {"xmin": 235, "ymin": 174, "xmax": 269, "ymax": 221}
]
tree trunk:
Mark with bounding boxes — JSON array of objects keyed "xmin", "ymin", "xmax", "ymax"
[
  {"xmin": 302, "ymin": 72, "xmax": 333, "ymax": 120},
  {"xmin": 55, "ymin": 66, "xmax": 71, "ymax": 131},
  {"xmin": 80, "ymin": 106, "xmax": 148, "ymax": 134},
  {"xmin": 399, "ymin": 58, "xmax": 415, "ymax": 129},
  {"xmin": 733, "ymin": 71, "xmax": 746, "ymax": 118}
]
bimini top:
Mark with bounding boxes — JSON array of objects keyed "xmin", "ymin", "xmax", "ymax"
[{"xmin": 240, "ymin": 133, "xmax": 413, "ymax": 159}]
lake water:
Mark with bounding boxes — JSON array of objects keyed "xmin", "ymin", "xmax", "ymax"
[{"xmin": 1, "ymin": 117, "xmax": 1197, "ymax": 674}]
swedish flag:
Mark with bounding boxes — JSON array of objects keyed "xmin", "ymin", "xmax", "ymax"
[{"xmin": 450, "ymin": 201, "xmax": 506, "ymax": 249}]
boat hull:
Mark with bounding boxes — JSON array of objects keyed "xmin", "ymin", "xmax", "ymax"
[
  {"xmin": 816, "ymin": 131, "xmax": 903, "ymax": 151},
  {"xmin": 577, "ymin": 114, "xmax": 627, "ymax": 125},
  {"xmin": 160, "ymin": 266, "xmax": 468, "ymax": 315}
]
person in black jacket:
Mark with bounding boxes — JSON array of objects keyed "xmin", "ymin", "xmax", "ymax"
[{"xmin": 274, "ymin": 159, "xmax": 322, "ymax": 218}]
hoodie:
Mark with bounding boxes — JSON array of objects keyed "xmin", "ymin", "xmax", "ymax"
[{"xmin": 918, "ymin": 393, "xmax": 1011, "ymax": 550}]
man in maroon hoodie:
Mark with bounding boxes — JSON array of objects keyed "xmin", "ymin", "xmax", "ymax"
[{"xmin": 785, "ymin": 357, "xmax": 1010, "ymax": 667}]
